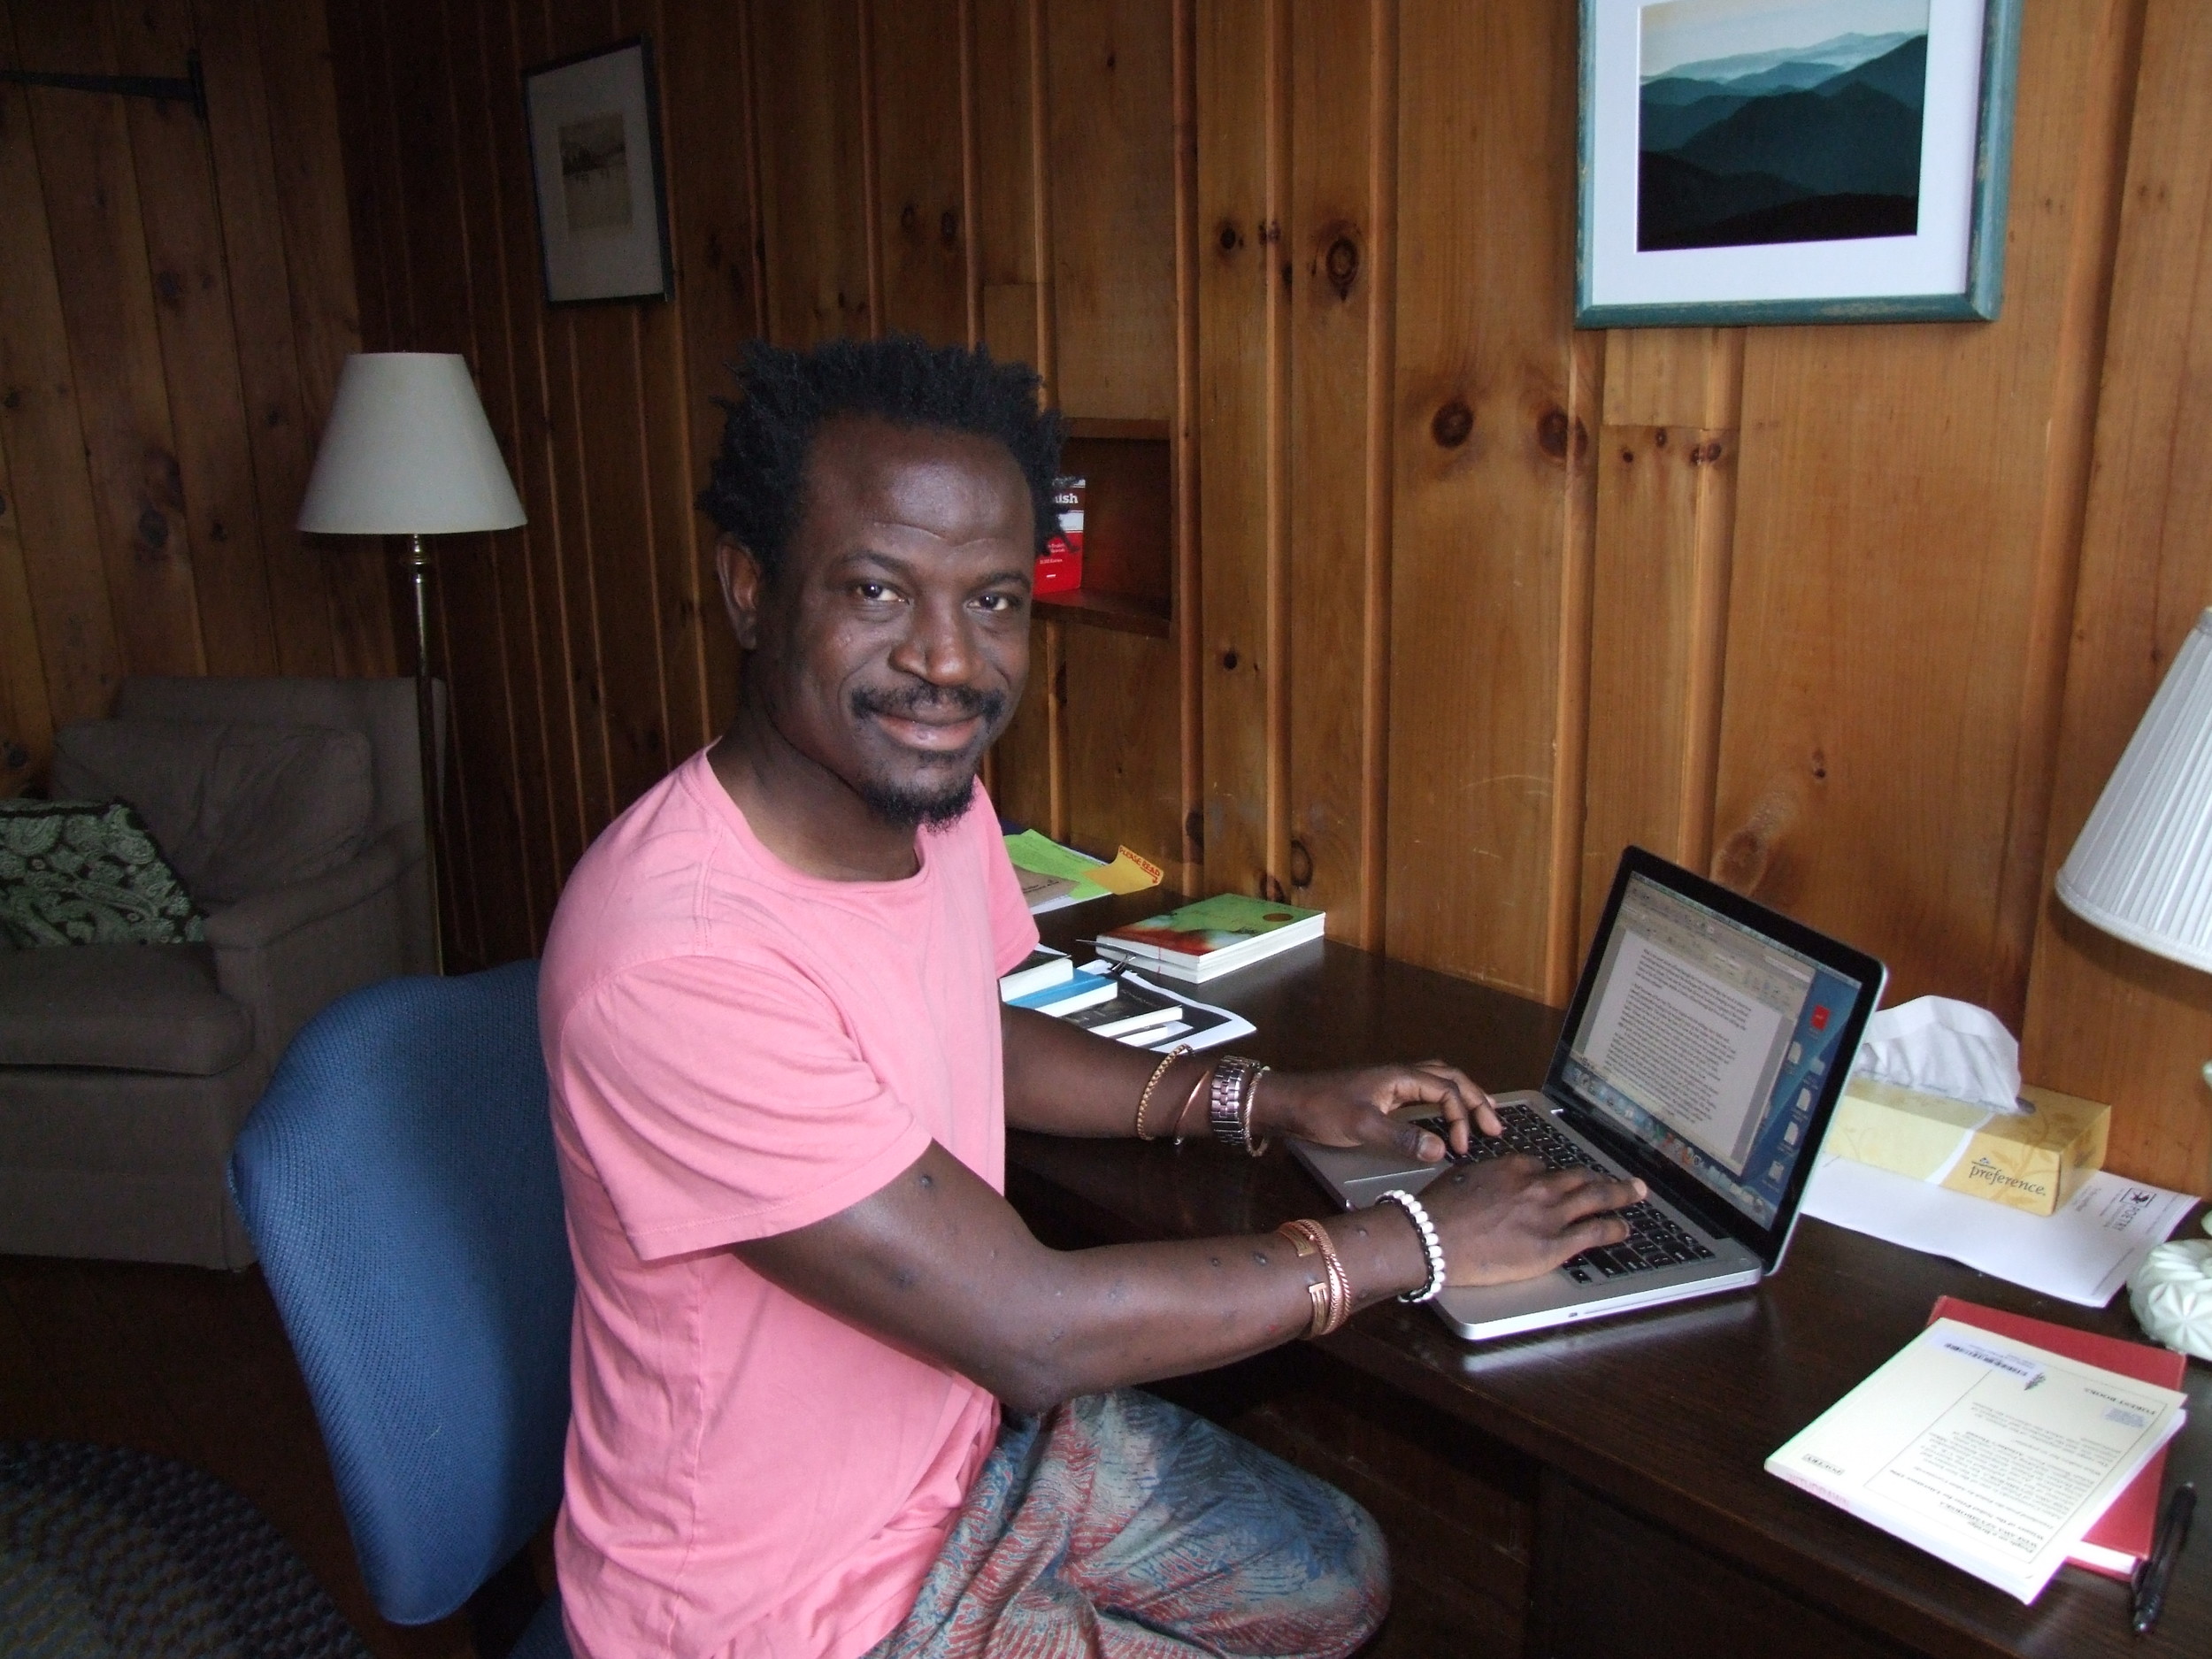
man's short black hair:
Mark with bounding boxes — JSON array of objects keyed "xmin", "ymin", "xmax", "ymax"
[{"xmin": 697, "ymin": 335, "xmax": 1064, "ymax": 584}]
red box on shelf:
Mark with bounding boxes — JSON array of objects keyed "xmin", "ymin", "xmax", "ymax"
[{"xmin": 1034, "ymin": 473, "xmax": 1087, "ymax": 595}]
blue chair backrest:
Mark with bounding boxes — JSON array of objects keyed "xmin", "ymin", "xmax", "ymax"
[{"xmin": 230, "ymin": 960, "xmax": 572, "ymax": 1626}]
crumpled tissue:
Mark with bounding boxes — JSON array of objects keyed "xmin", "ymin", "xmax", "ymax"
[{"xmin": 1849, "ymin": 995, "xmax": 2026, "ymax": 1116}]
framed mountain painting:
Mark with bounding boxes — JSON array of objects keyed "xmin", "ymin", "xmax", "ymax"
[{"xmin": 1576, "ymin": 0, "xmax": 2021, "ymax": 326}]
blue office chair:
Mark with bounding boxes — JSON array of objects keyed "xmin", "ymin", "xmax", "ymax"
[{"xmin": 229, "ymin": 961, "xmax": 572, "ymax": 1659}]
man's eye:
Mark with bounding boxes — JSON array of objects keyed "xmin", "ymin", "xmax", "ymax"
[
  {"xmin": 853, "ymin": 581, "xmax": 895, "ymax": 602},
  {"xmin": 974, "ymin": 592, "xmax": 1021, "ymax": 613}
]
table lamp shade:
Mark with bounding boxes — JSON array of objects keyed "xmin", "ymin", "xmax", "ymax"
[
  {"xmin": 298, "ymin": 353, "xmax": 525, "ymax": 535},
  {"xmin": 2056, "ymin": 607, "xmax": 2212, "ymax": 972}
]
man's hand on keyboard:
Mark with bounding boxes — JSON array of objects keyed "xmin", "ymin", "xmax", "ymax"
[
  {"xmin": 1252, "ymin": 1060, "xmax": 1502, "ymax": 1162},
  {"xmin": 1421, "ymin": 1156, "xmax": 1647, "ymax": 1287}
]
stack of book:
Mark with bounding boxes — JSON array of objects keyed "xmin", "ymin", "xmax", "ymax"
[
  {"xmin": 1094, "ymin": 894, "xmax": 1325, "ymax": 983},
  {"xmin": 1766, "ymin": 1297, "xmax": 2188, "ymax": 1602},
  {"xmin": 997, "ymin": 949, "xmax": 1256, "ymax": 1051}
]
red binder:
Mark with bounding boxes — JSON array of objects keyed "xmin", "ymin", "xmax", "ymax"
[{"xmin": 1928, "ymin": 1295, "xmax": 2187, "ymax": 1580}]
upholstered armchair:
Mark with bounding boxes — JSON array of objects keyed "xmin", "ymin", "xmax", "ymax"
[{"xmin": 0, "ymin": 677, "xmax": 439, "ymax": 1268}]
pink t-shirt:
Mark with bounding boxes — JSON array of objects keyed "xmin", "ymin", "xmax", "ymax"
[{"xmin": 541, "ymin": 750, "xmax": 1039, "ymax": 1659}]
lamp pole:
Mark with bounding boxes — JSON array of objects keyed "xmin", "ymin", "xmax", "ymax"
[{"xmin": 404, "ymin": 532, "xmax": 443, "ymax": 976}]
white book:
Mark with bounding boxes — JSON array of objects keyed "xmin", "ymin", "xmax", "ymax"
[
  {"xmin": 1765, "ymin": 1317, "xmax": 2187, "ymax": 1603},
  {"xmin": 998, "ymin": 947, "xmax": 1074, "ymax": 1003}
]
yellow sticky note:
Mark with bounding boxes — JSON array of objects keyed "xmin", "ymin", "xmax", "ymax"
[{"xmin": 1088, "ymin": 846, "xmax": 1164, "ymax": 895}]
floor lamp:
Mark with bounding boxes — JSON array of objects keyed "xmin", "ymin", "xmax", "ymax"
[{"xmin": 297, "ymin": 353, "xmax": 526, "ymax": 974}]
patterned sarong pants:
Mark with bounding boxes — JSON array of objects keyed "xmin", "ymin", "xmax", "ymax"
[{"xmin": 864, "ymin": 1388, "xmax": 1389, "ymax": 1658}]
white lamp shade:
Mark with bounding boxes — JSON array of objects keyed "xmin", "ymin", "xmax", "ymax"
[
  {"xmin": 298, "ymin": 353, "xmax": 526, "ymax": 535},
  {"xmin": 2056, "ymin": 607, "xmax": 2212, "ymax": 972}
]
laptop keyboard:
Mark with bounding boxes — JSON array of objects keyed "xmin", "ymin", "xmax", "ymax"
[{"xmin": 1411, "ymin": 1104, "xmax": 1716, "ymax": 1285}]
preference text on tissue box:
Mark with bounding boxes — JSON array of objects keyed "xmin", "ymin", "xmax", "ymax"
[{"xmin": 1826, "ymin": 1081, "xmax": 2109, "ymax": 1216}]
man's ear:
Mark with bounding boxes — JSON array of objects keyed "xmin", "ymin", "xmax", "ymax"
[{"xmin": 714, "ymin": 534, "xmax": 766, "ymax": 652}]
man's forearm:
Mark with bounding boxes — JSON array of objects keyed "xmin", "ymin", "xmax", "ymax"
[
  {"xmin": 736, "ymin": 1141, "xmax": 1429, "ymax": 1413},
  {"xmin": 1001, "ymin": 1004, "xmax": 1215, "ymax": 1139}
]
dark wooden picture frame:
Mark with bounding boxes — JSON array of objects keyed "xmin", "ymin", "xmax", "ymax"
[{"xmin": 523, "ymin": 35, "xmax": 672, "ymax": 305}]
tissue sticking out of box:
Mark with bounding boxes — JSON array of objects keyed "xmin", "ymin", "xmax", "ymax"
[
  {"xmin": 1832, "ymin": 997, "xmax": 2111, "ymax": 1215},
  {"xmin": 1849, "ymin": 996, "xmax": 2025, "ymax": 1115}
]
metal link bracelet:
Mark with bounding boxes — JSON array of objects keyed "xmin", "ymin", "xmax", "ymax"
[{"xmin": 1209, "ymin": 1055, "xmax": 1270, "ymax": 1156}]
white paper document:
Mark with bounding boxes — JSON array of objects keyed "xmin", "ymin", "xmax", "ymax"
[
  {"xmin": 1801, "ymin": 1156, "xmax": 2195, "ymax": 1306},
  {"xmin": 1768, "ymin": 1318, "xmax": 2188, "ymax": 1602},
  {"xmin": 1109, "ymin": 970, "xmax": 1256, "ymax": 1054}
]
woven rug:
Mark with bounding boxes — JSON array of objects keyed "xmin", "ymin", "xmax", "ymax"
[{"xmin": 0, "ymin": 1441, "xmax": 368, "ymax": 1659}]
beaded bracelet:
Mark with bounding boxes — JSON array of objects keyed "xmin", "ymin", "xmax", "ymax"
[{"xmin": 1375, "ymin": 1188, "xmax": 1448, "ymax": 1303}]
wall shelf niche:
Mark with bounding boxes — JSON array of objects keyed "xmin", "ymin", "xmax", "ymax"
[{"xmin": 1037, "ymin": 416, "xmax": 1172, "ymax": 638}]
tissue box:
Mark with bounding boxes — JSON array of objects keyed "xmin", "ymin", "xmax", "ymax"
[{"xmin": 1825, "ymin": 1080, "xmax": 2109, "ymax": 1216}]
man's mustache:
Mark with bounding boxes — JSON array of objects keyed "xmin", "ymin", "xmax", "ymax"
[{"xmin": 849, "ymin": 684, "xmax": 1009, "ymax": 728}]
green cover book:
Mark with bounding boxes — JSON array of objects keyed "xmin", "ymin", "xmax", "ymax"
[{"xmin": 1100, "ymin": 893, "xmax": 1324, "ymax": 972}]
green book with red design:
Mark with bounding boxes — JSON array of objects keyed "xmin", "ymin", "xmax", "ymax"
[{"xmin": 1094, "ymin": 894, "xmax": 1325, "ymax": 982}]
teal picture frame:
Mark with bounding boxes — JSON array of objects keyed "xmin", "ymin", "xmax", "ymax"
[{"xmin": 1576, "ymin": 0, "xmax": 2021, "ymax": 329}]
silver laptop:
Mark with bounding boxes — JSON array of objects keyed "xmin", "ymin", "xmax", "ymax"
[{"xmin": 1291, "ymin": 847, "xmax": 1886, "ymax": 1341}]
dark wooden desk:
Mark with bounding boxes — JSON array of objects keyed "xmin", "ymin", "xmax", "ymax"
[{"xmin": 1012, "ymin": 898, "xmax": 2211, "ymax": 1659}]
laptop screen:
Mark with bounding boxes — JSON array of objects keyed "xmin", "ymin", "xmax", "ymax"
[{"xmin": 1555, "ymin": 871, "xmax": 1867, "ymax": 1231}]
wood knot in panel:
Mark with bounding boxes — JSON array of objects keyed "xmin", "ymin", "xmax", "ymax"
[
  {"xmin": 1258, "ymin": 872, "xmax": 1288, "ymax": 904},
  {"xmin": 1431, "ymin": 399, "xmax": 1474, "ymax": 449},
  {"xmin": 1535, "ymin": 406, "xmax": 1576, "ymax": 461},
  {"xmin": 1217, "ymin": 220, "xmax": 1242, "ymax": 254},
  {"xmin": 1184, "ymin": 809, "xmax": 1205, "ymax": 856},
  {"xmin": 1322, "ymin": 231, "xmax": 1360, "ymax": 301},
  {"xmin": 1712, "ymin": 776, "xmax": 1806, "ymax": 899},
  {"xmin": 1288, "ymin": 839, "xmax": 1314, "ymax": 889}
]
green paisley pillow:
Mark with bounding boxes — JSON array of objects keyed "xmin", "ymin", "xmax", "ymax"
[{"xmin": 0, "ymin": 800, "xmax": 206, "ymax": 948}]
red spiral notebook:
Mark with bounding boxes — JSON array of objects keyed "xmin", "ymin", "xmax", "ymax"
[{"xmin": 1927, "ymin": 1296, "xmax": 2188, "ymax": 1580}]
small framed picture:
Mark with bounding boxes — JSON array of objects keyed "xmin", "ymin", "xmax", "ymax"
[
  {"xmin": 524, "ymin": 36, "xmax": 672, "ymax": 305},
  {"xmin": 1577, "ymin": 0, "xmax": 2022, "ymax": 327}
]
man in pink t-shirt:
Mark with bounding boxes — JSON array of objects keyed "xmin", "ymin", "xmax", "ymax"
[{"xmin": 541, "ymin": 337, "xmax": 1644, "ymax": 1659}]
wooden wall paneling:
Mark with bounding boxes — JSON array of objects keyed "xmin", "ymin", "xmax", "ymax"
[
  {"xmin": 1047, "ymin": 0, "xmax": 1182, "ymax": 871},
  {"xmin": 1578, "ymin": 328, "xmax": 1744, "ymax": 953},
  {"xmin": 971, "ymin": 0, "xmax": 1042, "ymax": 366},
  {"xmin": 515, "ymin": 0, "xmax": 618, "ymax": 845},
  {"xmin": 15, "ymin": 0, "xmax": 204, "ymax": 682},
  {"xmin": 753, "ymin": 0, "xmax": 872, "ymax": 346},
  {"xmin": 0, "ymin": 14, "xmax": 123, "ymax": 733},
  {"xmin": 2021, "ymin": 0, "xmax": 2212, "ymax": 1196},
  {"xmin": 1282, "ymin": 0, "xmax": 1374, "ymax": 939},
  {"xmin": 0, "ymin": 431, "xmax": 51, "ymax": 795},
  {"xmin": 475, "ymin": 0, "xmax": 592, "ymax": 895},
  {"xmin": 1542, "ymin": 329, "xmax": 1603, "ymax": 1006},
  {"xmin": 615, "ymin": 0, "xmax": 714, "ymax": 769},
  {"xmin": 1382, "ymin": 0, "xmax": 1582, "ymax": 997},
  {"xmin": 1170, "ymin": 0, "xmax": 1201, "ymax": 893},
  {"xmin": 384, "ymin": 0, "xmax": 493, "ymax": 966},
  {"xmin": 1990, "ymin": 0, "xmax": 2148, "ymax": 1021},
  {"xmin": 868, "ymin": 0, "xmax": 965, "ymax": 345},
  {"xmin": 970, "ymin": 0, "xmax": 1055, "ymax": 835},
  {"xmin": 564, "ymin": 296, "xmax": 672, "ymax": 815},
  {"xmin": 1711, "ymin": 0, "xmax": 2136, "ymax": 1020},
  {"xmin": 541, "ymin": 0, "xmax": 672, "ymax": 822},
  {"xmin": 111, "ymin": 0, "xmax": 281, "ymax": 683},
  {"xmin": 1045, "ymin": 0, "xmax": 1176, "ymax": 423},
  {"xmin": 262, "ymin": 0, "xmax": 391, "ymax": 680},
  {"xmin": 658, "ymin": 0, "xmax": 766, "ymax": 743},
  {"xmin": 1194, "ymin": 0, "xmax": 1276, "ymax": 900},
  {"xmin": 1351, "ymin": 0, "xmax": 1394, "ymax": 951},
  {"xmin": 193, "ymin": 0, "xmax": 337, "ymax": 680},
  {"xmin": 442, "ymin": 0, "xmax": 547, "ymax": 961}
]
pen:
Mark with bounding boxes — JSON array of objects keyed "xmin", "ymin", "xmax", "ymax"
[{"xmin": 2131, "ymin": 1480, "xmax": 2195, "ymax": 1636}]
